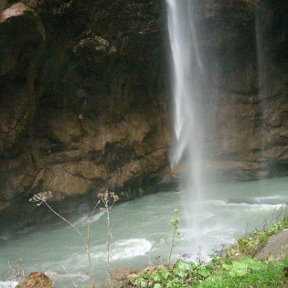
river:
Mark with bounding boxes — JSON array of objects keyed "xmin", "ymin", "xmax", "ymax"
[{"xmin": 0, "ymin": 177, "xmax": 287, "ymax": 287}]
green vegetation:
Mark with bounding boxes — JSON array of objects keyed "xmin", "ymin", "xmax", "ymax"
[
  {"xmin": 168, "ymin": 208, "xmax": 180, "ymax": 268},
  {"xmin": 198, "ymin": 257, "xmax": 288, "ymax": 288},
  {"xmin": 132, "ymin": 210, "xmax": 288, "ymax": 288},
  {"xmin": 236, "ymin": 218, "xmax": 288, "ymax": 256},
  {"xmin": 133, "ymin": 257, "xmax": 288, "ymax": 288}
]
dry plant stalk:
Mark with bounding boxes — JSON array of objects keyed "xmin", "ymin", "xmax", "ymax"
[
  {"xmin": 29, "ymin": 191, "xmax": 100, "ymax": 288},
  {"xmin": 29, "ymin": 189, "xmax": 119, "ymax": 288},
  {"xmin": 97, "ymin": 189, "xmax": 119, "ymax": 288}
]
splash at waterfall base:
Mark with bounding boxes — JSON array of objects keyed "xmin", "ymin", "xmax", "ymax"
[
  {"xmin": 7, "ymin": 203, "xmax": 288, "ymax": 288},
  {"xmin": 130, "ymin": 215, "xmax": 288, "ymax": 288},
  {"xmin": 166, "ymin": 0, "xmax": 288, "ymax": 261},
  {"xmin": 1, "ymin": 183, "xmax": 288, "ymax": 287}
]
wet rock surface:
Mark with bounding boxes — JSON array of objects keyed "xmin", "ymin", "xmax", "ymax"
[
  {"xmin": 0, "ymin": 0, "xmax": 288, "ymax": 225},
  {"xmin": 0, "ymin": 0, "xmax": 169, "ymax": 220},
  {"xmin": 255, "ymin": 230, "xmax": 288, "ymax": 261},
  {"xmin": 0, "ymin": 3, "xmax": 45, "ymax": 155}
]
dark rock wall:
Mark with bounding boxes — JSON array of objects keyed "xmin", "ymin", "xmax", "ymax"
[
  {"xmin": 197, "ymin": 0, "xmax": 288, "ymax": 180},
  {"xmin": 0, "ymin": 3, "xmax": 45, "ymax": 213},
  {"xmin": 0, "ymin": 0, "xmax": 288, "ymax": 220},
  {"xmin": 0, "ymin": 0, "xmax": 170, "ymax": 217}
]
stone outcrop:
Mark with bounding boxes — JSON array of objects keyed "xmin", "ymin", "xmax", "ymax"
[
  {"xmin": 178, "ymin": 0, "xmax": 288, "ymax": 180},
  {"xmin": 0, "ymin": 0, "xmax": 288, "ymax": 225},
  {"xmin": 16, "ymin": 272, "xmax": 53, "ymax": 288},
  {"xmin": 0, "ymin": 3, "xmax": 44, "ymax": 154},
  {"xmin": 0, "ymin": 2, "xmax": 45, "ymax": 213},
  {"xmin": 0, "ymin": 0, "xmax": 169, "ymax": 222},
  {"xmin": 255, "ymin": 230, "xmax": 288, "ymax": 261}
]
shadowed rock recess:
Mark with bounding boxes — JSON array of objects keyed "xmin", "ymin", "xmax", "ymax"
[{"xmin": 0, "ymin": 0, "xmax": 288, "ymax": 226}]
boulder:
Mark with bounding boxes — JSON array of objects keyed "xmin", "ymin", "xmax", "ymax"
[
  {"xmin": 111, "ymin": 268, "xmax": 138, "ymax": 288},
  {"xmin": 254, "ymin": 230, "xmax": 288, "ymax": 261},
  {"xmin": 16, "ymin": 272, "xmax": 53, "ymax": 288}
]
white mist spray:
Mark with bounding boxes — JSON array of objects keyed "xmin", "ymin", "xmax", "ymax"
[
  {"xmin": 166, "ymin": 0, "xmax": 207, "ymax": 253},
  {"xmin": 255, "ymin": 4, "xmax": 273, "ymax": 175}
]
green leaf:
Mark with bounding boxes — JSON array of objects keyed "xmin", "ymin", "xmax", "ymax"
[
  {"xmin": 174, "ymin": 259, "xmax": 191, "ymax": 271},
  {"xmin": 197, "ymin": 268, "xmax": 210, "ymax": 278},
  {"xmin": 151, "ymin": 271, "xmax": 162, "ymax": 282},
  {"xmin": 174, "ymin": 268, "xmax": 187, "ymax": 277},
  {"xmin": 159, "ymin": 269, "xmax": 170, "ymax": 279},
  {"xmin": 223, "ymin": 258, "xmax": 258, "ymax": 277},
  {"xmin": 139, "ymin": 280, "xmax": 148, "ymax": 288}
]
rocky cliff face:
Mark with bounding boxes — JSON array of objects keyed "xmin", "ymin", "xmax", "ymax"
[
  {"xmin": 194, "ymin": 0, "xmax": 288, "ymax": 180},
  {"xmin": 0, "ymin": 0, "xmax": 170, "ymax": 221},
  {"xmin": 0, "ymin": 0, "xmax": 288, "ymax": 223}
]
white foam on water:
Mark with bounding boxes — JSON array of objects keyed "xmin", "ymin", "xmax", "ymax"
[
  {"xmin": 211, "ymin": 200, "xmax": 283, "ymax": 209},
  {"xmin": 256, "ymin": 195, "xmax": 282, "ymax": 200},
  {"xmin": 90, "ymin": 239, "xmax": 152, "ymax": 262},
  {"xmin": 0, "ymin": 281, "xmax": 18, "ymax": 288},
  {"xmin": 45, "ymin": 270, "xmax": 90, "ymax": 281},
  {"xmin": 254, "ymin": 195, "xmax": 286, "ymax": 204},
  {"xmin": 55, "ymin": 238, "xmax": 152, "ymax": 267},
  {"xmin": 206, "ymin": 200, "xmax": 226, "ymax": 206},
  {"xmin": 112, "ymin": 239, "xmax": 152, "ymax": 260},
  {"xmin": 44, "ymin": 270, "xmax": 90, "ymax": 288},
  {"xmin": 227, "ymin": 203, "xmax": 283, "ymax": 212}
]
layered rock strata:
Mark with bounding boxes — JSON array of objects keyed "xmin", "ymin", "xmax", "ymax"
[{"xmin": 0, "ymin": 0, "xmax": 287, "ymax": 224}]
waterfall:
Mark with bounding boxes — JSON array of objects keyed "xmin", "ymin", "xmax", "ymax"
[
  {"xmin": 255, "ymin": 4, "xmax": 274, "ymax": 175},
  {"xmin": 166, "ymin": 0, "xmax": 208, "ymax": 252}
]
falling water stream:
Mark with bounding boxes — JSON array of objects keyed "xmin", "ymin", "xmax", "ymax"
[
  {"xmin": 167, "ymin": 0, "xmax": 216, "ymax": 252},
  {"xmin": 166, "ymin": 0, "xmax": 207, "ymax": 249},
  {"xmin": 166, "ymin": 0, "xmax": 283, "ymax": 260},
  {"xmin": 255, "ymin": 3, "xmax": 274, "ymax": 175}
]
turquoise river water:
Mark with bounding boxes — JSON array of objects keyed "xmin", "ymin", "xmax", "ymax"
[{"xmin": 0, "ymin": 177, "xmax": 288, "ymax": 287}]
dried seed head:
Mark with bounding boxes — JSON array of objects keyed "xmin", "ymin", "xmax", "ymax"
[
  {"xmin": 29, "ymin": 191, "xmax": 53, "ymax": 203},
  {"xmin": 97, "ymin": 192, "xmax": 102, "ymax": 199},
  {"xmin": 112, "ymin": 194, "xmax": 119, "ymax": 202},
  {"xmin": 103, "ymin": 190, "xmax": 110, "ymax": 201}
]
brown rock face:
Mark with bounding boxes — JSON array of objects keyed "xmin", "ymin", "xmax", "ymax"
[
  {"xmin": 0, "ymin": 0, "xmax": 288, "ymax": 225},
  {"xmin": 0, "ymin": 3, "xmax": 44, "ymax": 154},
  {"xmin": 0, "ymin": 0, "xmax": 169, "ymax": 221},
  {"xmin": 175, "ymin": 0, "xmax": 288, "ymax": 180},
  {"xmin": 16, "ymin": 272, "xmax": 52, "ymax": 288},
  {"xmin": 0, "ymin": 2, "xmax": 45, "ymax": 213},
  {"xmin": 254, "ymin": 230, "xmax": 288, "ymax": 261}
]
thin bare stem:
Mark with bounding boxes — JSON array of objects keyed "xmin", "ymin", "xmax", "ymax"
[
  {"xmin": 30, "ymin": 190, "xmax": 118, "ymax": 288},
  {"xmin": 90, "ymin": 200, "xmax": 101, "ymax": 218},
  {"xmin": 44, "ymin": 201, "xmax": 82, "ymax": 237},
  {"xmin": 42, "ymin": 200, "xmax": 98, "ymax": 287},
  {"xmin": 105, "ymin": 200, "xmax": 112, "ymax": 287},
  {"xmin": 97, "ymin": 190, "xmax": 119, "ymax": 288},
  {"xmin": 62, "ymin": 266, "xmax": 78, "ymax": 288}
]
